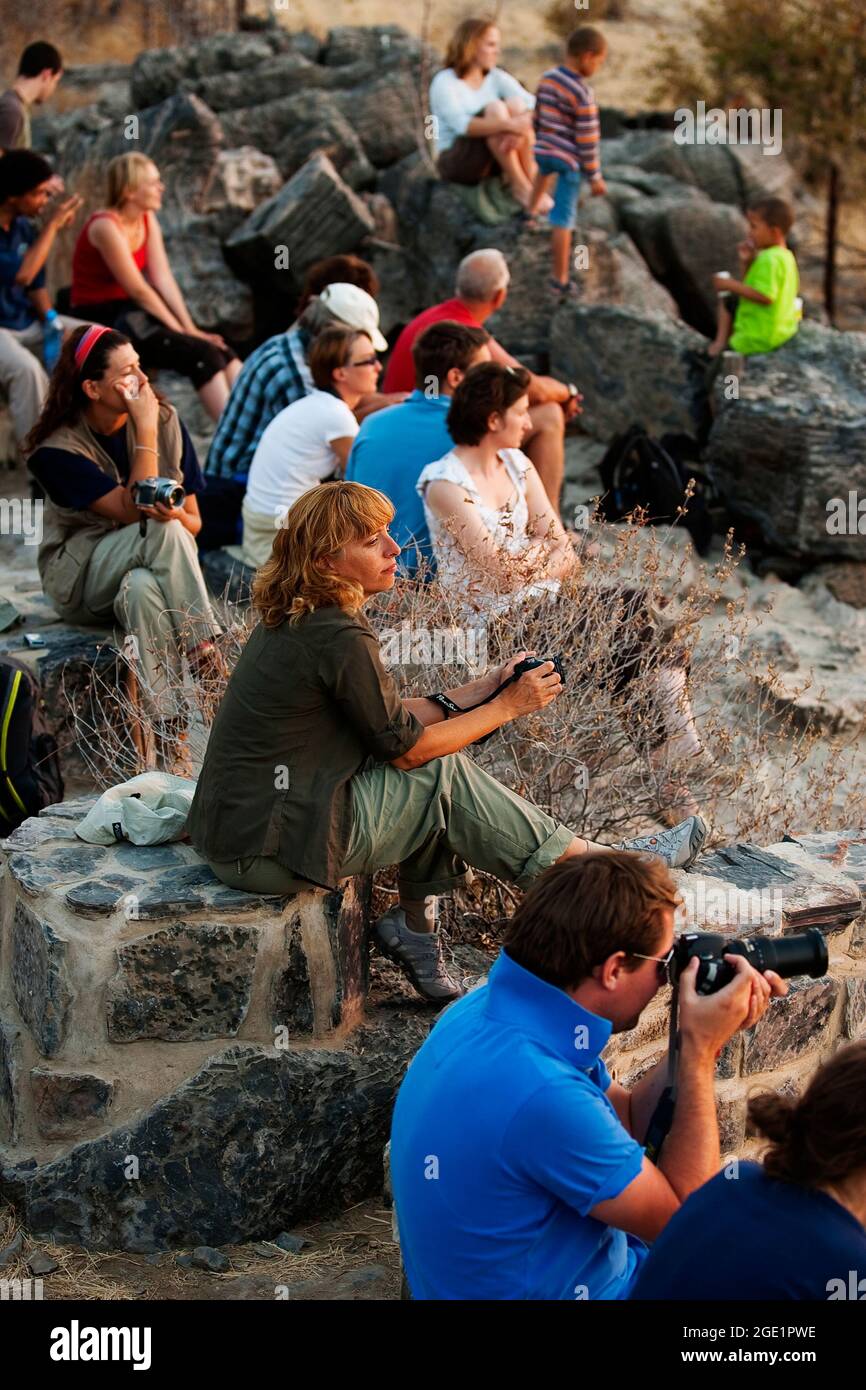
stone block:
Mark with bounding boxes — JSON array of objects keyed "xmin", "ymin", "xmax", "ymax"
[
  {"xmin": 742, "ymin": 976, "xmax": 839, "ymax": 1074},
  {"xmin": 2, "ymin": 1019, "xmax": 430, "ymax": 1251},
  {"xmin": 620, "ymin": 191, "xmax": 746, "ymax": 334},
  {"xmin": 679, "ymin": 840, "xmax": 862, "ymax": 935},
  {"xmin": 11, "ymin": 901, "xmax": 72, "ymax": 1058},
  {"xmin": 706, "ymin": 324, "xmax": 866, "ymax": 563},
  {"xmin": 844, "ymin": 977, "xmax": 866, "ymax": 1039},
  {"xmin": 785, "ymin": 831, "xmax": 866, "ymax": 900},
  {"xmin": 31, "ymin": 1069, "xmax": 114, "ymax": 1139},
  {"xmin": 549, "ymin": 305, "xmax": 708, "ymax": 442},
  {"xmin": 107, "ymin": 922, "xmax": 259, "ymax": 1042},
  {"xmin": 272, "ymin": 92, "xmax": 374, "ymax": 190},
  {"xmin": 225, "ymin": 153, "xmax": 375, "ymax": 291}
]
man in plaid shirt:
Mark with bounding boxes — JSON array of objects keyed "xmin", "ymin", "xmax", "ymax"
[
  {"xmin": 206, "ymin": 321, "xmax": 312, "ymax": 480},
  {"xmin": 206, "ymin": 282, "xmax": 394, "ymax": 481}
]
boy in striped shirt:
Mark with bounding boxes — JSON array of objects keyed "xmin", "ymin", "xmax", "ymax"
[{"xmin": 529, "ymin": 27, "xmax": 608, "ymax": 297}]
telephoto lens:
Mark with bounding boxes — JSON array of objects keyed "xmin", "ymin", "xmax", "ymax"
[{"xmin": 671, "ymin": 927, "xmax": 828, "ymax": 995}]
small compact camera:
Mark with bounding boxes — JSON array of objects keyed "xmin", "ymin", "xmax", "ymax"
[{"xmin": 131, "ymin": 477, "xmax": 185, "ymax": 509}]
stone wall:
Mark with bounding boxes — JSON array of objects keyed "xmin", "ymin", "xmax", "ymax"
[
  {"xmin": 1, "ymin": 796, "xmax": 864, "ymax": 1251},
  {"xmin": 0, "ymin": 798, "xmax": 439, "ymax": 1250}
]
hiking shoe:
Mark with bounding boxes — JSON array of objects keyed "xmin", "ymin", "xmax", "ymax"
[
  {"xmin": 621, "ymin": 814, "xmax": 709, "ymax": 871},
  {"xmin": 374, "ymin": 908, "xmax": 464, "ymax": 1003}
]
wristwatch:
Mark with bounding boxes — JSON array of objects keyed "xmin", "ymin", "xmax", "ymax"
[{"xmin": 428, "ymin": 692, "xmax": 462, "ymax": 718}]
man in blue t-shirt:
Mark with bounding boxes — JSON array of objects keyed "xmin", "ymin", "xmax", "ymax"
[
  {"xmin": 346, "ymin": 319, "xmax": 491, "ymax": 574},
  {"xmin": 0, "ymin": 149, "xmax": 85, "ymax": 454},
  {"xmin": 390, "ymin": 851, "xmax": 787, "ymax": 1300}
]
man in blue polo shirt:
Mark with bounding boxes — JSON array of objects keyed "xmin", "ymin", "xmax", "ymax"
[
  {"xmin": 390, "ymin": 851, "xmax": 786, "ymax": 1300},
  {"xmin": 346, "ymin": 319, "xmax": 491, "ymax": 574}
]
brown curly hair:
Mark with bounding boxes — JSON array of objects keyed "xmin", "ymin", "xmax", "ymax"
[{"xmin": 251, "ymin": 481, "xmax": 395, "ymax": 627}]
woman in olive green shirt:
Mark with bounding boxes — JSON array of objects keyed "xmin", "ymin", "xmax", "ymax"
[{"xmin": 188, "ymin": 482, "xmax": 705, "ymax": 1002}]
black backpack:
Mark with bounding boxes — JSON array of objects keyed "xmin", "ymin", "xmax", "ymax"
[
  {"xmin": 0, "ymin": 657, "xmax": 64, "ymax": 834},
  {"xmin": 598, "ymin": 422, "xmax": 714, "ymax": 555}
]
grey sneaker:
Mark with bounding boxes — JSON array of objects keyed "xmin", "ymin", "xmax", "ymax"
[
  {"xmin": 374, "ymin": 909, "xmax": 464, "ymax": 1003},
  {"xmin": 621, "ymin": 814, "xmax": 709, "ymax": 871}
]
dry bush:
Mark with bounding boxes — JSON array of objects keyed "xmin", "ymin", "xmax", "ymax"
[
  {"xmin": 67, "ymin": 509, "xmax": 866, "ymax": 853},
  {"xmin": 545, "ymin": 0, "xmax": 629, "ymax": 40}
]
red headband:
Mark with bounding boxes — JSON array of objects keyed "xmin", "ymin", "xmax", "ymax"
[{"xmin": 75, "ymin": 324, "xmax": 111, "ymax": 371}]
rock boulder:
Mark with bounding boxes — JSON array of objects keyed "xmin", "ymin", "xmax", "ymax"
[{"xmin": 706, "ymin": 324, "xmax": 866, "ymax": 561}]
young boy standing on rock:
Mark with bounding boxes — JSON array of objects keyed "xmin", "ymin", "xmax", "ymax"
[
  {"xmin": 528, "ymin": 26, "xmax": 608, "ymax": 298},
  {"xmin": 708, "ymin": 196, "xmax": 800, "ymax": 358}
]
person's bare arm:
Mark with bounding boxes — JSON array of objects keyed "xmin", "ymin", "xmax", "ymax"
[
  {"xmin": 14, "ymin": 195, "xmax": 82, "ymax": 288},
  {"xmin": 27, "ymin": 286, "xmax": 53, "ymax": 320},
  {"xmin": 354, "ymin": 391, "xmax": 410, "ymax": 424},
  {"xmin": 403, "ymin": 650, "xmax": 538, "ymax": 726},
  {"xmin": 144, "ymin": 214, "xmax": 197, "ymax": 332},
  {"xmin": 423, "ymin": 478, "xmax": 552, "ymax": 589},
  {"xmin": 328, "ymin": 436, "xmax": 355, "ymax": 473},
  {"xmin": 464, "ymin": 110, "xmax": 530, "ymax": 138},
  {"xmin": 87, "ymin": 216, "xmax": 186, "ymax": 333},
  {"xmin": 523, "ymin": 463, "xmax": 578, "ymax": 580},
  {"xmin": 391, "ymin": 661, "xmax": 562, "ymax": 769}
]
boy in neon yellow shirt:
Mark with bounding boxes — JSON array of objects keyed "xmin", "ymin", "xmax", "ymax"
[{"xmin": 708, "ymin": 196, "xmax": 799, "ymax": 358}]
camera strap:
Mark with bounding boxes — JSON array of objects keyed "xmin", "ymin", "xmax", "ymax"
[{"xmin": 643, "ymin": 980, "xmax": 680, "ymax": 1165}]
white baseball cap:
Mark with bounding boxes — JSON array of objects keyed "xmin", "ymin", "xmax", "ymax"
[{"xmin": 319, "ymin": 282, "xmax": 388, "ymax": 352}]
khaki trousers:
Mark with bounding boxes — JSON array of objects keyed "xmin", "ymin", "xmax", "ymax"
[
  {"xmin": 74, "ymin": 518, "xmax": 220, "ymax": 720},
  {"xmin": 209, "ymin": 752, "xmax": 575, "ymax": 900},
  {"xmin": 0, "ymin": 317, "xmax": 90, "ymax": 446}
]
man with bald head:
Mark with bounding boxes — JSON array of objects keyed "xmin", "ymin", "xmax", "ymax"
[{"xmin": 382, "ymin": 248, "xmax": 582, "ymax": 510}]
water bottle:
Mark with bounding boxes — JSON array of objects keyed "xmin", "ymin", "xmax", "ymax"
[{"xmin": 42, "ymin": 309, "xmax": 63, "ymax": 373}]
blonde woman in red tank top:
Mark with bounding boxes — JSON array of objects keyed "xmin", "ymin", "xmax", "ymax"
[{"xmin": 70, "ymin": 153, "xmax": 239, "ymax": 420}]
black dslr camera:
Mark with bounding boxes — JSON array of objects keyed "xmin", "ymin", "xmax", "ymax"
[
  {"xmin": 670, "ymin": 927, "xmax": 828, "ymax": 995},
  {"xmin": 645, "ymin": 925, "xmax": 829, "ymax": 1162},
  {"xmin": 509, "ymin": 653, "xmax": 565, "ymax": 685},
  {"xmin": 132, "ymin": 477, "xmax": 185, "ymax": 509}
]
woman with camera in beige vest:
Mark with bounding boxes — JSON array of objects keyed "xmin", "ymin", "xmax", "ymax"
[{"xmin": 25, "ymin": 323, "xmax": 221, "ymax": 771}]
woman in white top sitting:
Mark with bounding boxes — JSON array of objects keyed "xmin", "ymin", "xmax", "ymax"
[
  {"xmin": 241, "ymin": 325, "xmax": 381, "ymax": 569},
  {"xmin": 430, "ymin": 17, "xmax": 550, "ymax": 211},
  {"xmin": 418, "ymin": 362, "xmax": 705, "ymax": 819}
]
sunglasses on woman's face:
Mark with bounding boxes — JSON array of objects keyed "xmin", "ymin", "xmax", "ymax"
[{"xmin": 348, "ymin": 355, "xmax": 380, "ymax": 368}]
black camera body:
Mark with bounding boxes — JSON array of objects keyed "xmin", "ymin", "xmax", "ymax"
[
  {"xmin": 132, "ymin": 477, "xmax": 185, "ymax": 509},
  {"xmin": 512, "ymin": 654, "xmax": 565, "ymax": 684},
  {"xmin": 671, "ymin": 927, "xmax": 828, "ymax": 995}
]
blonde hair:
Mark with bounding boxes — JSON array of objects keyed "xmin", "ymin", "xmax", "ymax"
[
  {"xmin": 445, "ymin": 17, "xmax": 497, "ymax": 77},
  {"xmin": 106, "ymin": 153, "xmax": 156, "ymax": 209},
  {"xmin": 252, "ymin": 482, "xmax": 395, "ymax": 628}
]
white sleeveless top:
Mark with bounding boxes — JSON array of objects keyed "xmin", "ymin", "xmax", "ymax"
[{"xmin": 417, "ymin": 448, "xmax": 560, "ymax": 614}]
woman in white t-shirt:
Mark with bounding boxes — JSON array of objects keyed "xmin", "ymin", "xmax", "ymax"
[
  {"xmin": 418, "ymin": 362, "xmax": 705, "ymax": 821},
  {"xmin": 431, "ymin": 18, "xmax": 550, "ymax": 211},
  {"xmin": 241, "ymin": 325, "xmax": 381, "ymax": 569}
]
